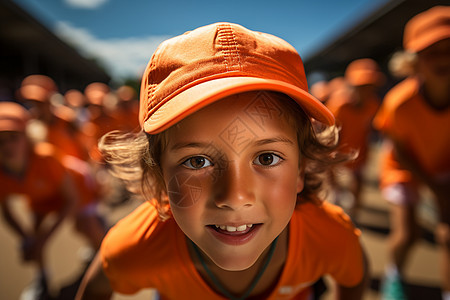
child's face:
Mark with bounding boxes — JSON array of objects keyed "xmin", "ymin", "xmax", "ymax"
[
  {"xmin": 161, "ymin": 91, "xmax": 304, "ymax": 271},
  {"xmin": 0, "ymin": 131, "xmax": 28, "ymax": 167},
  {"xmin": 417, "ymin": 38, "xmax": 450, "ymax": 83}
]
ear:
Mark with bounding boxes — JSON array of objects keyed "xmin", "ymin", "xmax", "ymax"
[{"xmin": 296, "ymin": 161, "xmax": 305, "ymax": 194}]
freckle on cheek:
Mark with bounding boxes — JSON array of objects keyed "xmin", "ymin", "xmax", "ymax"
[{"xmin": 167, "ymin": 173, "xmax": 203, "ymax": 208}]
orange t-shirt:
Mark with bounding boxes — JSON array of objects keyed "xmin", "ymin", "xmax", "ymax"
[
  {"xmin": 47, "ymin": 116, "xmax": 89, "ymax": 161},
  {"xmin": 373, "ymin": 77, "xmax": 450, "ymax": 187},
  {"xmin": 101, "ymin": 201, "xmax": 363, "ymax": 299},
  {"xmin": 0, "ymin": 147, "xmax": 66, "ymax": 214},
  {"xmin": 327, "ymin": 90, "xmax": 379, "ymax": 170},
  {"xmin": 109, "ymin": 102, "xmax": 140, "ymax": 133},
  {"xmin": 79, "ymin": 110, "xmax": 122, "ymax": 162},
  {"xmin": 34, "ymin": 142, "xmax": 98, "ymax": 209}
]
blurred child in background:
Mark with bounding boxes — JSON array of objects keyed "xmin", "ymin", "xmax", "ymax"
[
  {"xmin": 0, "ymin": 101, "xmax": 78, "ymax": 299},
  {"xmin": 373, "ymin": 6, "xmax": 450, "ymax": 300},
  {"xmin": 326, "ymin": 58, "xmax": 385, "ymax": 218}
]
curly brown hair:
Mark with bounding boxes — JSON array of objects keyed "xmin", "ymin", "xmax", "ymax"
[{"xmin": 99, "ymin": 91, "xmax": 352, "ymax": 221}]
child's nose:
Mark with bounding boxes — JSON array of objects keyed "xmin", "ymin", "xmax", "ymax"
[{"xmin": 214, "ymin": 163, "xmax": 255, "ymax": 210}]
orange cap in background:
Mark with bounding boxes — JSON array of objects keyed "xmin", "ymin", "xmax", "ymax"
[
  {"xmin": 65, "ymin": 89, "xmax": 86, "ymax": 108},
  {"xmin": 116, "ymin": 85, "xmax": 137, "ymax": 102},
  {"xmin": 52, "ymin": 105, "xmax": 77, "ymax": 123},
  {"xmin": 0, "ymin": 101, "xmax": 31, "ymax": 132},
  {"xmin": 84, "ymin": 82, "xmax": 110, "ymax": 106},
  {"xmin": 20, "ymin": 74, "xmax": 57, "ymax": 102},
  {"xmin": 139, "ymin": 22, "xmax": 335, "ymax": 134},
  {"xmin": 310, "ymin": 81, "xmax": 330, "ymax": 103},
  {"xmin": 345, "ymin": 58, "xmax": 385, "ymax": 87},
  {"xmin": 404, "ymin": 6, "xmax": 450, "ymax": 52},
  {"xmin": 327, "ymin": 76, "xmax": 348, "ymax": 94}
]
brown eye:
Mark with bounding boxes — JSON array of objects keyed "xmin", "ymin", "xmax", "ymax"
[
  {"xmin": 183, "ymin": 156, "xmax": 212, "ymax": 169},
  {"xmin": 254, "ymin": 153, "xmax": 281, "ymax": 166}
]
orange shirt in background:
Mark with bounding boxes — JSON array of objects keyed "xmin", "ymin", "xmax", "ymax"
[
  {"xmin": 80, "ymin": 109, "xmax": 122, "ymax": 162},
  {"xmin": 0, "ymin": 146, "xmax": 66, "ymax": 214},
  {"xmin": 46, "ymin": 116, "xmax": 88, "ymax": 161},
  {"xmin": 100, "ymin": 201, "xmax": 363, "ymax": 299},
  {"xmin": 373, "ymin": 77, "xmax": 450, "ymax": 187},
  {"xmin": 327, "ymin": 89, "xmax": 380, "ymax": 170},
  {"xmin": 110, "ymin": 102, "xmax": 140, "ymax": 133},
  {"xmin": 35, "ymin": 142, "xmax": 98, "ymax": 209}
]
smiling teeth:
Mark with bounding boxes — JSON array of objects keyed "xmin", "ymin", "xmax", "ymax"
[{"xmin": 215, "ymin": 224, "xmax": 253, "ymax": 232}]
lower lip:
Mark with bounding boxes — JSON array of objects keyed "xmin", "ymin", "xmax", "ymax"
[{"xmin": 207, "ymin": 225, "xmax": 261, "ymax": 246}]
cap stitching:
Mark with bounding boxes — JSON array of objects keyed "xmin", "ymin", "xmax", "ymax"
[
  {"xmin": 144, "ymin": 44, "xmax": 164, "ymax": 124},
  {"xmin": 217, "ymin": 24, "xmax": 241, "ymax": 72}
]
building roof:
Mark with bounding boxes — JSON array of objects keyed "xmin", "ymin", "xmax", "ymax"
[
  {"xmin": 303, "ymin": 0, "xmax": 449, "ymax": 80},
  {"xmin": 0, "ymin": 0, "xmax": 110, "ymax": 95}
]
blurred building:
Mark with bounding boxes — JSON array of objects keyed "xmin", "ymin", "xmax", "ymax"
[
  {"xmin": 304, "ymin": 0, "xmax": 449, "ymax": 88},
  {"xmin": 0, "ymin": 0, "xmax": 110, "ymax": 99}
]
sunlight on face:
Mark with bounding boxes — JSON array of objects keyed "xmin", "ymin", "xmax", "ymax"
[{"xmin": 161, "ymin": 91, "xmax": 304, "ymax": 271}]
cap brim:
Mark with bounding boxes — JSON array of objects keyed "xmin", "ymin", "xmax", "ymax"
[
  {"xmin": 20, "ymin": 85, "xmax": 50, "ymax": 102},
  {"xmin": 406, "ymin": 28, "xmax": 450, "ymax": 52},
  {"xmin": 143, "ymin": 77, "xmax": 335, "ymax": 133},
  {"xmin": 0, "ymin": 119, "xmax": 25, "ymax": 132},
  {"xmin": 347, "ymin": 70, "xmax": 386, "ymax": 87}
]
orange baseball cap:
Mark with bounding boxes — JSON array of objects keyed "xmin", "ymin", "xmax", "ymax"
[
  {"xmin": 20, "ymin": 74, "xmax": 57, "ymax": 102},
  {"xmin": 310, "ymin": 81, "xmax": 330, "ymax": 103},
  {"xmin": 116, "ymin": 85, "xmax": 137, "ymax": 102},
  {"xmin": 0, "ymin": 101, "xmax": 30, "ymax": 132},
  {"xmin": 139, "ymin": 22, "xmax": 335, "ymax": 134},
  {"xmin": 404, "ymin": 6, "xmax": 450, "ymax": 52},
  {"xmin": 65, "ymin": 89, "xmax": 86, "ymax": 108},
  {"xmin": 345, "ymin": 58, "xmax": 385, "ymax": 87},
  {"xmin": 84, "ymin": 82, "xmax": 110, "ymax": 106}
]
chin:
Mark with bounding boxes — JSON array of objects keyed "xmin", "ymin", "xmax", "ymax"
[{"xmin": 207, "ymin": 250, "xmax": 261, "ymax": 272}]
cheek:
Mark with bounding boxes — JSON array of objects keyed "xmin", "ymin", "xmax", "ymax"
[
  {"xmin": 166, "ymin": 171, "xmax": 204, "ymax": 209},
  {"xmin": 165, "ymin": 168, "xmax": 216, "ymax": 212},
  {"xmin": 260, "ymin": 167, "xmax": 301, "ymax": 204}
]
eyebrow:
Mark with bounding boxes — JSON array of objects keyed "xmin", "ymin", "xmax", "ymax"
[
  {"xmin": 169, "ymin": 137, "xmax": 294, "ymax": 151},
  {"xmin": 252, "ymin": 137, "xmax": 295, "ymax": 147},
  {"xmin": 169, "ymin": 142, "xmax": 212, "ymax": 151}
]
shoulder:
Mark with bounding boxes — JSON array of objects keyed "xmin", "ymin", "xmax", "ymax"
[
  {"xmin": 290, "ymin": 201, "xmax": 364, "ymax": 286},
  {"xmin": 374, "ymin": 77, "xmax": 420, "ymax": 131},
  {"xmin": 100, "ymin": 201, "xmax": 183, "ymax": 293},
  {"xmin": 101, "ymin": 201, "xmax": 170, "ymax": 257},
  {"xmin": 100, "ymin": 201, "xmax": 179, "ymax": 273},
  {"xmin": 292, "ymin": 201, "xmax": 361, "ymax": 254},
  {"xmin": 326, "ymin": 89, "xmax": 354, "ymax": 113},
  {"xmin": 33, "ymin": 142, "xmax": 63, "ymax": 163},
  {"xmin": 383, "ymin": 77, "xmax": 420, "ymax": 111},
  {"xmin": 32, "ymin": 143, "xmax": 66, "ymax": 174},
  {"xmin": 295, "ymin": 201, "xmax": 357, "ymax": 231}
]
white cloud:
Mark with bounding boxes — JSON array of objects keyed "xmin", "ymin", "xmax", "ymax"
[
  {"xmin": 64, "ymin": 0, "xmax": 108, "ymax": 9},
  {"xmin": 54, "ymin": 21, "xmax": 169, "ymax": 81}
]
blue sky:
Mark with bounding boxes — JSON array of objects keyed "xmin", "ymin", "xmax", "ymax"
[{"xmin": 13, "ymin": 0, "xmax": 391, "ymax": 82}]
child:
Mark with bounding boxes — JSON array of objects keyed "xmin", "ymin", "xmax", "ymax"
[
  {"xmin": 326, "ymin": 58, "xmax": 385, "ymax": 218},
  {"xmin": 0, "ymin": 101, "xmax": 107, "ymax": 298},
  {"xmin": 76, "ymin": 22, "xmax": 368, "ymax": 300},
  {"xmin": 0, "ymin": 101, "xmax": 78, "ymax": 298},
  {"xmin": 19, "ymin": 75, "xmax": 107, "ymax": 251},
  {"xmin": 20, "ymin": 74, "xmax": 89, "ymax": 161},
  {"xmin": 372, "ymin": 6, "xmax": 450, "ymax": 300}
]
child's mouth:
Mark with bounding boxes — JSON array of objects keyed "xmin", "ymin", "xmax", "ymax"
[
  {"xmin": 207, "ymin": 224, "xmax": 261, "ymax": 245},
  {"xmin": 213, "ymin": 224, "xmax": 254, "ymax": 235}
]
